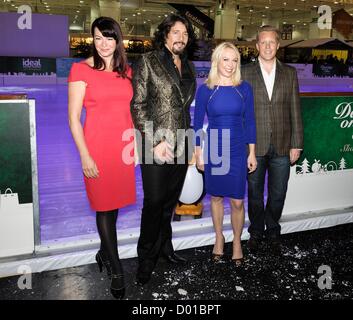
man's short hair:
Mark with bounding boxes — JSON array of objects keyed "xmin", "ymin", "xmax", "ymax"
[{"xmin": 256, "ymin": 25, "xmax": 281, "ymax": 43}]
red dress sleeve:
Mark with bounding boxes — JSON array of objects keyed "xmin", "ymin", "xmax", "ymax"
[{"xmin": 68, "ymin": 62, "xmax": 88, "ymax": 83}]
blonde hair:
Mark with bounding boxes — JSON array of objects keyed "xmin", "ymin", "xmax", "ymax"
[{"xmin": 206, "ymin": 42, "xmax": 241, "ymax": 89}]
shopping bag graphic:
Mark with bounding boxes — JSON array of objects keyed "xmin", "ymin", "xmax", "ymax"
[
  {"xmin": 0, "ymin": 188, "xmax": 34, "ymax": 258},
  {"xmin": 0, "ymin": 188, "xmax": 20, "ymax": 212}
]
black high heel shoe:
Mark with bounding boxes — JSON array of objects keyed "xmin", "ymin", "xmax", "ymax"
[
  {"xmin": 95, "ymin": 251, "xmax": 112, "ymax": 278},
  {"xmin": 110, "ymin": 274, "xmax": 125, "ymax": 299}
]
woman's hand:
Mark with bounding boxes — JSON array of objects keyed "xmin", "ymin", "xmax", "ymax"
[
  {"xmin": 81, "ymin": 154, "xmax": 99, "ymax": 178},
  {"xmin": 247, "ymin": 153, "xmax": 257, "ymax": 173}
]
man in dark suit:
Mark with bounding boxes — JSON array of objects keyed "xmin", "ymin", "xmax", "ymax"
[
  {"xmin": 131, "ymin": 13, "xmax": 196, "ymax": 285},
  {"xmin": 242, "ymin": 25, "xmax": 303, "ymax": 253}
]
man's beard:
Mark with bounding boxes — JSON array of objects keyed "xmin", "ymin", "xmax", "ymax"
[{"xmin": 171, "ymin": 42, "xmax": 186, "ymax": 55}]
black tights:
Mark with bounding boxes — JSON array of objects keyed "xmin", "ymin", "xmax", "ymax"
[{"xmin": 96, "ymin": 210, "xmax": 122, "ymax": 275}]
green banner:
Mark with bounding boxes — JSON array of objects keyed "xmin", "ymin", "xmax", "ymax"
[
  {"xmin": 297, "ymin": 95, "xmax": 353, "ymax": 174},
  {"xmin": 0, "ymin": 102, "xmax": 33, "ymax": 203}
]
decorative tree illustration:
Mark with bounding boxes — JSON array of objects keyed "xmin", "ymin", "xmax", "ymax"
[
  {"xmin": 301, "ymin": 158, "xmax": 311, "ymax": 174},
  {"xmin": 339, "ymin": 157, "xmax": 347, "ymax": 170}
]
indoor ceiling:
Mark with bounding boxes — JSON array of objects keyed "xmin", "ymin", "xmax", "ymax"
[{"xmin": 1, "ymin": 0, "xmax": 353, "ymax": 34}]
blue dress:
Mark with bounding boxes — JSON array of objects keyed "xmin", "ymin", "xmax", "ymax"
[{"xmin": 193, "ymin": 82, "xmax": 256, "ymax": 199}]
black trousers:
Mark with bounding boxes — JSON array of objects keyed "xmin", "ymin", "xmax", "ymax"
[{"xmin": 137, "ymin": 162, "xmax": 188, "ymax": 271}]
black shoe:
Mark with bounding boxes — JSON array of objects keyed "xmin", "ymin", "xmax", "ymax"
[
  {"xmin": 162, "ymin": 252, "xmax": 187, "ymax": 264},
  {"xmin": 110, "ymin": 274, "xmax": 125, "ymax": 299},
  {"xmin": 95, "ymin": 250, "xmax": 112, "ymax": 278},
  {"xmin": 269, "ymin": 237, "xmax": 281, "ymax": 255},
  {"xmin": 136, "ymin": 271, "xmax": 151, "ymax": 286},
  {"xmin": 136, "ymin": 260, "xmax": 155, "ymax": 286},
  {"xmin": 247, "ymin": 237, "xmax": 260, "ymax": 252}
]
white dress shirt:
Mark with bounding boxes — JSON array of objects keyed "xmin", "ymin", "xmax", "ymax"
[{"xmin": 259, "ymin": 59, "xmax": 276, "ymax": 101}]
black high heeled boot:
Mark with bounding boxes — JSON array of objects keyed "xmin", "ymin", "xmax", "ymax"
[{"xmin": 95, "ymin": 250, "xmax": 112, "ymax": 279}]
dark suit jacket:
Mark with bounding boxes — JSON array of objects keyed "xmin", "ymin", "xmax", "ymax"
[
  {"xmin": 242, "ymin": 59, "xmax": 303, "ymax": 156},
  {"xmin": 130, "ymin": 49, "xmax": 196, "ymax": 159}
]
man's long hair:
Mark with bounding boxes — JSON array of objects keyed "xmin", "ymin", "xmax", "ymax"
[{"xmin": 153, "ymin": 13, "xmax": 196, "ymax": 55}]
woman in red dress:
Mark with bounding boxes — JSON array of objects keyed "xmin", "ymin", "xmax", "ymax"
[{"xmin": 68, "ymin": 17, "xmax": 135, "ymax": 299}]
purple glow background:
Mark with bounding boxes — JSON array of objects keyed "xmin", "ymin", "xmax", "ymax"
[{"xmin": 0, "ymin": 13, "xmax": 69, "ymax": 58}]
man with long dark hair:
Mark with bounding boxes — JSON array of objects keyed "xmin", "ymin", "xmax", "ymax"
[{"xmin": 131, "ymin": 13, "xmax": 196, "ymax": 285}]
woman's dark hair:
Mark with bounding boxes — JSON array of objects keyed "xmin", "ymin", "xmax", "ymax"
[
  {"xmin": 91, "ymin": 16, "xmax": 129, "ymax": 78},
  {"xmin": 153, "ymin": 13, "xmax": 196, "ymax": 54}
]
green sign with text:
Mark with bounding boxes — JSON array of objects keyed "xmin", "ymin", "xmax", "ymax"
[{"xmin": 296, "ymin": 95, "xmax": 353, "ymax": 174}]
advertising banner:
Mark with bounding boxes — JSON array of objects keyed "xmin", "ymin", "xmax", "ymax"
[
  {"xmin": 296, "ymin": 94, "xmax": 353, "ymax": 175},
  {"xmin": 0, "ymin": 57, "xmax": 56, "ymax": 76},
  {"xmin": 0, "ymin": 100, "xmax": 37, "ymax": 257},
  {"xmin": 0, "ymin": 12, "xmax": 69, "ymax": 58}
]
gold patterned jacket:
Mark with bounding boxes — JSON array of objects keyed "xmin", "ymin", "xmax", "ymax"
[{"xmin": 130, "ymin": 49, "xmax": 196, "ymax": 161}]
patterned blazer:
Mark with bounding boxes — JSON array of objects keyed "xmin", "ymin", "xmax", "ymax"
[
  {"xmin": 242, "ymin": 59, "xmax": 303, "ymax": 156},
  {"xmin": 130, "ymin": 50, "xmax": 196, "ymax": 159}
]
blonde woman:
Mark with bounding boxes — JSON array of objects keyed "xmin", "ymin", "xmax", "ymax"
[{"xmin": 194, "ymin": 42, "xmax": 257, "ymax": 266}]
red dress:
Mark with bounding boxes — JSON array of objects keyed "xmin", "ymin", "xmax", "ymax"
[{"xmin": 68, "ymin": 62, "xmax": 135, "ymax": 211}]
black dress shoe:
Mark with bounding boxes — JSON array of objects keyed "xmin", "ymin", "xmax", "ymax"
[
  {"xmin": 247, "ymin": 237, "xmax": 260, "ymax": 252},
  {"xmin": 162, "ymin": 252, "xmax": 187, "ymax": 264},
  {"xmin": 136, "ymin": 271, "xmax": 151, "ymax": 286},
  {"xmin": 269, "ymin": 237, "xmax": 281, "ymax": 255}
]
